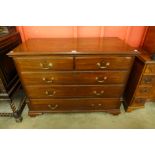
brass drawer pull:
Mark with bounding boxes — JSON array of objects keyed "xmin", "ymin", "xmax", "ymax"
[
  {"xmin": 93, "ymin": 90, "xmax": 104, "ymax": 96},
  {"xmin": 144, "ymin": 77, "xmax": 152, "ymax": 84},
  {"xmin": 140, "ymin": 88, "xmax": 149, "ymax": 93},
  {"xmin": 48, "ymin": 104, "xmax": 58, "ymax": 110},
  {"xmin": 42, "ymin": 77, "xmax": 54, "ymax": 83},
  {"xmin": 96, "ymin": 76, "xmax": 107, "ymax": 83},
  {"xmin": 40, "ymin": 62, "xmax": 53, "ymax": 69},
  {"xmin": 91, "ymin": 103, "xmax": 102, "ymax": 107},
  {"xmin": 45, "ymin": 90, "xmax": 56, "ymax": 96},
  {"xmin": 98, "ymin": 103, "xmax": 102, "ymax": 106},
  {"xmin": 135, "ymin": 98, "xmax": 146, "ymax": 104},
  {"xmin": 96, "ymin": 61, "xmax": 110, "ymax": 69}
]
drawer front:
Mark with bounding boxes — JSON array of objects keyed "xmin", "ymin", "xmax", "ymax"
[
  {"xmin": 149, "ymin": 88, "xmax": 155, "ymax": 99},
  {"xmin": 21, "ymin": 71, "xmax": 128, "ymax": 85},
  {"xmin": 15, "ymin": 56, "xmax": 73, "ymax": 71},
  {"xmin": 30, "ymin": 98, "xmax": 121, "ymax": 111},
  {"xmin": 75, "ymin": 56, "xmax": 133, "ymax": 70},
  {"xmin": 25, "ymin": 85, "xmax": 124, "ymax": 98},
  {"xmin": 131, "ymin": 98, "xmax": 146, "ymax": 107},
  {"xmin": 135, "ymin": 86, "xmax": 152, "ymax": 97},
  {"xmin": 140, "ymin": 75, "xmax": 155, "ymax": 85},
  {"xmin": 144, "ymin": 64, "xmax": 155, "ymax": 75}
]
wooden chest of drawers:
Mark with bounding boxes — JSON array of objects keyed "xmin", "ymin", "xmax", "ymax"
[
  {"xmin": 123, "ymin": 50, "xmax": 155, "ymax": 112},
  {"xmin": 8, "ymin": 38, "xmax": 138, "ymax": 116}
]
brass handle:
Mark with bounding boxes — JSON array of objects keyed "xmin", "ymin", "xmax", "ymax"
[
  {"xmin": 48, "ymin": 104, "xmax": 58, "ymax": 110},
  {"xmin": 42, "ymin": 77, "xmax": 54, "ymax": 83},
  {"xmin": 135, "ymin": 98, "xmax": 146, "ymax": 104},
  {"xmin": 96, "ymin": 76, "xmax": 107, "ymax": 83},
  {"xmin": 140, "ymin": 88, "xmax": 149, "ymax": 93},
  {"xmin": 45, "ymin": 90, "xmax": 56, "ymax": 96},
  {"xmin": 40, "ymin": 62, "xmax": 53, "ymax": 69},
  {"xmin": 96, "ymin": 61, "xmax": 110, "ymax": 69},
  {"xmin": 93, "ymin": 90, "xmax": 104, "ymax": 96},
  {"xmin": 91, "ymin": 103, "xmax": 102, "ymax": 106},
  {"xmin": 144, "ymin": 77, "xmax": 152, "ymax": 84}
]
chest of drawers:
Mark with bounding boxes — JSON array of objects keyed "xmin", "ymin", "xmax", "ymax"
[
  {"xmin": 8, "ymin": 38, "xmax": 138, "ymax": 116},
  {"xmin": 123, "ymin": 50, "xmax": 155, "ymax": 112}
]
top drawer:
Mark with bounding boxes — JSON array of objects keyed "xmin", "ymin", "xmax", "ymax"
[
  {"xmin": 144, "ymin": 64, "xmax": 155, "ymax": 75},
  {"xmin": 14, "ymin": 56, "xmax": 73, "ymax": 71},
  {"xmin": 75, "ymin": 56, "xmax": 133, "ymax": 70}
]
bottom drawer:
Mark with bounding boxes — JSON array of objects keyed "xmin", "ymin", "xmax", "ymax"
[
  {"xmin": 30, "ymin": 98, "xmax": 121, "ymax": 112},
  {"xmin": 131, "ymin": 98, "xmax": 146, "ymax": 107}
]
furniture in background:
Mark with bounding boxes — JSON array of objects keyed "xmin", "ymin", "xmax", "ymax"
[
  {"xmin": 123, "ymin": 26, "xmax": 155, "ymax": 112},
  {"xmin": 8, "ymin": 38, "xmax": 138, "ymax": 117},
  {"xmin": 0, "ymin": 26, "xmax": 26, "ymax": 122}
]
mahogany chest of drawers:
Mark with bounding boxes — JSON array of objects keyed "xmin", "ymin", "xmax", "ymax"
[
  {"xmin": 123, "ymin": 50, "xmax": 155, "ymax": 112},
  {"xmin": 8, "ymin": 38, "xmax": 138, "ymax": 116}
]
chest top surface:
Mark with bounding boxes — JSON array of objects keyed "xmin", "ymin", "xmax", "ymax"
[{"xmin": 8, "ymin": 37, "xmax": 139, "ymax": 56}]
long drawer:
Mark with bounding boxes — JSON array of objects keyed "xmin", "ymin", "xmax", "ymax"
[
  {"xmin": 21, "ymin": 71, "xmax": 128, "ymax": 85},
  {"xmin": 30, "ymin": 98, "xmax": 121, "ymax": 111},
  {"xmin": 14, "ymin": 56, "xmax": 73, "ymax": 71},
  {"xmin": 25, "ymin": 85, "xmax": 124, "ymax": 98},
  {"xmin": 75, "ymin": 56, "xmax": 133, "ymax": 70}
]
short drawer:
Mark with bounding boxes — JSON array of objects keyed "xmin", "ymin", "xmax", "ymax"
[
  {"xmin": 135, "ymin": 86, "xmax": 152, "ymax": 97},
  {"xmin": 149, "ymin": 88, "xmax": 155, "ymax": 99},
  {"xmin": 25, "ymin": 85, "xmax": 124, "ymax": 99},
  {"xmin": 144, "ymin": 64, "xmax": 155, "ymax": 75},
  {"xmin": 131, "ymin": 98, "xmax": 146, "ymax": 107},
  {"xmin": 140, "ymin": 75, "xmax": 155, "ymax": 85},
  {"xmin": 21, "ymin": 71, "xmax": 128, "ymax": 85},
  {"xmin": 30, "ymin": 98, "xmax": 121, "ymax": 111},
  {"xmin": 14, "ymin": 56, "xmax": 73, "ymax": 71},
  {"xmin": 75, "ymin": 56, "xmax": 133, "ymax": 70}
]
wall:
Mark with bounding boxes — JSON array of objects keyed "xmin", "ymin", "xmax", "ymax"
[{"xmin": 16, "ymin": 26, "xmax": 148, "ymax": 48}]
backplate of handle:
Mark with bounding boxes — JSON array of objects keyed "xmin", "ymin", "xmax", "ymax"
[
  {"xmin": 42, "ymin": 77, "xmax": 54, "ymax": 83},
  {"xmin": 96, "ymin": 76, "xmax": 107, "ymax": 83},
  {"xmin": 96, "ymin": 61, "xmax": 110, "ymax": 69},
  {"xmin": 144, "ymin": 77, "xmax": 152, "ymax": 84},
  {"xmin": 93, "ymin": 90, "xmax": 104, "ymax": 96},
  {"xmin": 40, "ymin": 62, "xmax": 53, "ymax": 69},
  {"xmin": 140, "ymin": 88, "xmax": 149, "ymax": 93},
  {"xmin": 48, "ymin": 104, "xmax": 58, "ymax": 110},
  {"xmin": 45, "ymin": 90, "xmax": 56, "ymax": 96}
]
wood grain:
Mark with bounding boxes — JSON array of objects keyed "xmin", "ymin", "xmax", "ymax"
[
  {"xmin": 20, "ymin": 71, "xmax": 128, "ymax": 85},
  {"xmin": 25, "ymin": 85, "xmax": 124, "ymax": 99}
]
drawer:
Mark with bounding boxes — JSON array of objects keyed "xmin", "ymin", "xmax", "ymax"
[
  {"xmin": 149, "ymin": 87, "xmax": 155, "ymax": 99},
  {"xmin": 30, "ymin": 98, "xmax": 121, "ymax": 111},
  {"xmin": 75, "ymin": 56, "xmax": 133, "ymax": 70},
  {"xmin": 144, "ymin": 64, "xmax": 155, "ymax": 75},
  {"xmin": 140, "ymin": 75, "xmax": 155, "ymax": 85},
  {"xmin": 21, "ymin": 71, "xmax": 128, "ymax": 85},
  {"xmin": 25, "ymin": 85, "xmax": 124, "ymax": 99},
  {"xmin": 135, "ymin": 86, "xmax": 152, "ymax": 97},
  {"xmin": 131, "ymin": 98, "xmax": 146, "ymax": 107},
  {"xmin": 14, "ymin": 56, "xmax": 73, "ymax": 71}
]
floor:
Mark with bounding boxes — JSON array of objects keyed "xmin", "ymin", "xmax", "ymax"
[{"xmin": 0, "ymin": 90, "xmax": 155, "ymax": 129}]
